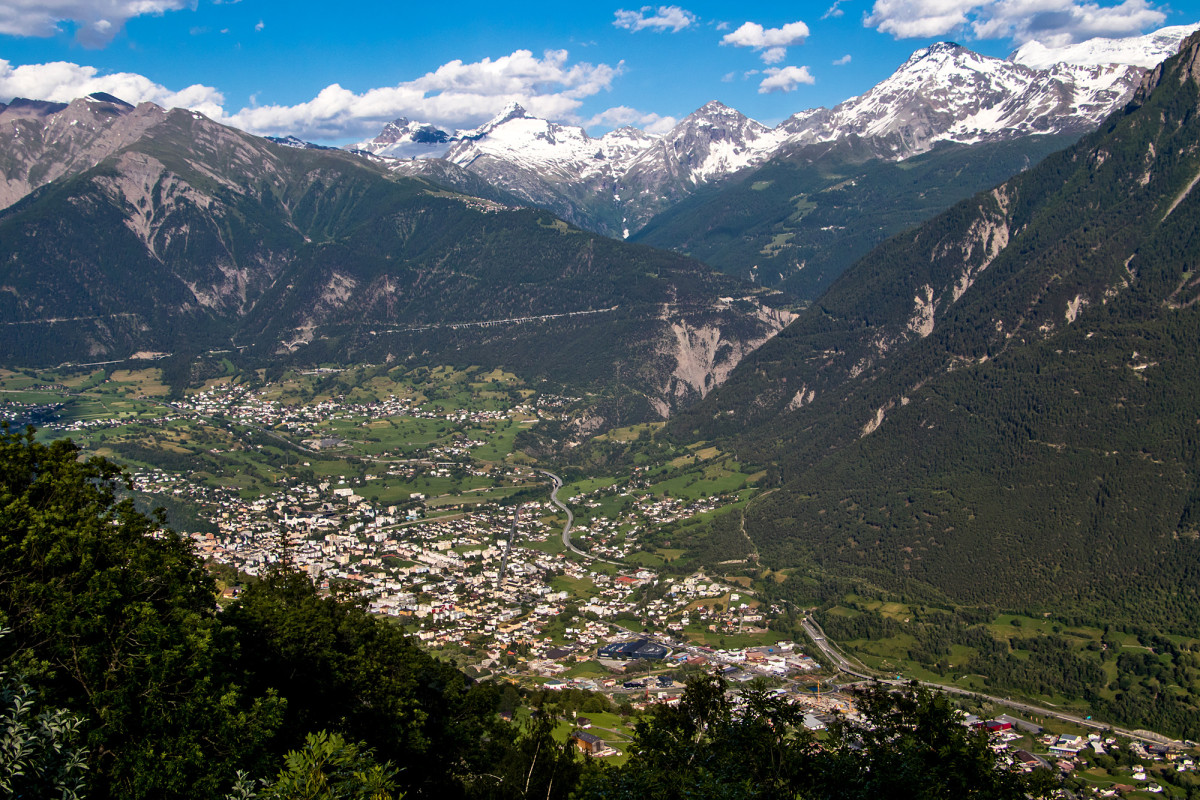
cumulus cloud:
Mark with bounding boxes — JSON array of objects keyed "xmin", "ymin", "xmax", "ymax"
[
  {"xmin": 613, "ymin": 5, "xmax": 697, "ymax": 32},
  {"xmin": 758, "ymin": 65, "xmax": 816, "ymax": 93},
  {"xmin": 0, "ymin": 0, "xmax": 192, "ymax": 47},
  {"xmin": 721, "ymin": 20, "xmax": 810, "ymax": 64},
  {"xmin": 864, "ymin": 0, "xmax": 982, "ymax": 37},
  {"xmin": 865, "ymin": 0, "xmax": 1166, "ymax": 46},
  {"xmin": 722, "ymin": 20, "xmax": 810, "ymax": 48},
  {"xmin": 834, "ymin": 53, "xmax": 853, "ymax": 64},
  {"xmin": 644, "ymin": 116, "xmax": 679, "ymax": 135},
  {"xmin": 0, "ymin": 59, "xmax": 225, "ymax": 117},
  {"xmin": 586, "ymin": 105, "xmax": 677, "ymax": 133},
  {"xmin": 762, "ymin": 46, "xmax": 788, "ymax": 64},
  {"xmin": 228, "ymin": 49, "xmax": 623, "ymax": 140},
  {"xmin": 0, "ymin": 48, "xmax": 630, "ymax": 142}
]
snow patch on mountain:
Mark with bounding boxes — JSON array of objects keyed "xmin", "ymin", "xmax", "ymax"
[
  {"xmin": 345, "ymin": 24, "xmax": 1198, "ymax": 237},
  {"xmin": 1011, "ymin": 24, "xmax": 1200, "ymax": 70},
  {"xmin": 443, "ymin": 103, "xmax": 655, "ymax": 182},
  {"xmin": 349, "ymin": 118, "xmax": 455, "ymax": 159},
  {"xmin": 777, "ymin": 41, "xmax": 1144, "ymax": 152}
]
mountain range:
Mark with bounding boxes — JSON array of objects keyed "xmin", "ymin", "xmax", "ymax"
[
  {"xmin": 5, "ymin": 13, "xmax": 1200, "ymax": 745},
  {"xmin": 0, "ymin": 94, "xmax": 792, "ymax": 419},
  {"xmin": 666, "ymin": 28, "xmax": 1200, "ymax": 637},
  {"xmin": 2, "ymin": 23, "xmax": 1200, "ymax": 424},
  {"xmin": 351, "ymin": 25, "xmax": 1200, "ymax": 239},
  {"xmin": 2, "ymin": 23, "xmax": 1199, "ymax": 430}
]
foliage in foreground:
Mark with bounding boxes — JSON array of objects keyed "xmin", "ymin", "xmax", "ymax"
[
  {"xmin": 580, "ymin": 676, "xmax": 1053, "ymax": 800},
  {"xmin": 0, "ymin": 426, "xmax": 1048, "ymax": 799},
  {"xmin": 0, "ymin": 652, "xmax": 88, "ymax": 800}
]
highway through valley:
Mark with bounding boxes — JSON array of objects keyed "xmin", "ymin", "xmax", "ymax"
[
  {"xmin": 539, "ymin": 475, "xmax": 1185, "ymax": 748},
  {"xmin": 801, "ymin": 615, "xmax": 1185, "ymax": 748}
]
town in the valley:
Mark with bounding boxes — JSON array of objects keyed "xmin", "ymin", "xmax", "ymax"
[{"xmin": 3, "ymin": 361, "xmax": 1197, "ymax": 791}]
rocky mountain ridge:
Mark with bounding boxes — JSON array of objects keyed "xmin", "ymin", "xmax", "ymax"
[
  {"xmin": 663, "ymin": 27, "xmax": 1200, "ymax": 619},
  {"xmin": 0, "ymin": 96, "xmax": 791, "ymax": 420},
  {"xmin": 0, "ymin": 93, "xmax": 167, "ymax": 210},
  {"xmin": 353, "ymin": 24, "xmax": 1199, "ymax": 237}
]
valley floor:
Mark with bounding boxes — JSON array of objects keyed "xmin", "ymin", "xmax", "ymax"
[{"xmin": 4, "ymin": 358, "xmax": 1200, "ymax": 795}]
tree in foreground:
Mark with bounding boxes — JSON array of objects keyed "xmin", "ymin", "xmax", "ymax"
[
  {"xmin": 226, "ymin": 731, "xmax": 401, "ymax": 800},
  {"xmin": 812, "ymin": 682, "xmax": 1055, "ymax": 800},
  {"xmin": 0, "ymin": 426, "xmax": 588, "ymax": 800},
  {"xmin": 577, "ymin": 676, "xmax": 1055, "ymax": 800},
  {"xmin": 0, "ymin": 425, "xmax": 282, "ymax": 800},
  {"xmin": 0, "ymin": 646, "xmax": 88, "ymax": 800}
]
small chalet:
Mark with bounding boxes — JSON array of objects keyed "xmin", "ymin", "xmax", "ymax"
[{"xmin": 569, "ymin": 730, "xmax": 604, "ymax": 755}]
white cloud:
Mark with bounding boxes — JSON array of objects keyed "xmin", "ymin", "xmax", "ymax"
[
  {"xmin": 586, "ymin": 105, "xmax": 677, "ymax": 133},
  {"xmin": 228, "ymin": 49, "xmax": 623, "ymax": 140},
  {"xmin": 613, "ymin": 5, "xmax": 697, "ymax": 32},
  {"xmin": 721, "ymin": 20, "xmax": 810, "ymax": 64},
  {"xmin": 864, "ymin": 0, "xmax": 981, "ymax": 37},
  {"xmin": 0, "ymin": 0, "xmax": 191, "ymax": 46},
  {"xmin": 976, "ymin": 0, "xmax": 1165, "ymax": 45},
  {"xmin": 834, "ymin": 53, "xmax": 853, "ymax": 64},
  {"xmin": 721, "ymin": 20, "xmax": 810, "ymax": 48},
  {"xmin": 644, "ymin": 116, "xmax": 679, "ymax": 135},
  {"xmin": 758, "ymin": 65, "xmax": 816, "ymax": 93},
  {"xmin": 254, "ymin": 19, "xmax": 264, "ymax": 32},
  {"xmin": 865, "ymin": 0, "xmax": 1166, "ymax": 45},
  {"xmin": 0, "ymin": 49, "xmax": 629, "ymax": 143},
  {"xmin": 762, "ymin": 46, "xmax": 788, "ymax": 64},
  {"xmin": 0, "ymin": 58, "xmax": 225, "ymax": 117},
  {"xmin": 721, "ymin": 70, "xmax": 736, "ymax": 81},
  {"xmin": 823, "ymin": 0, "xmax": 849, "ymax": 18}
]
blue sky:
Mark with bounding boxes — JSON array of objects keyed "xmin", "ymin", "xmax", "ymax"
[{"xmin": 0, "ymin": 0, "xmax": 1197, "ymax": 144}]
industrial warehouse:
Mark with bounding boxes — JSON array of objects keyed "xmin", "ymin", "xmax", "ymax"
[{"xmin": 597, "ymin": 638, "xmax": 670, "ymax": 661}]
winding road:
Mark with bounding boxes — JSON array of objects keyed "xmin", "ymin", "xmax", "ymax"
[
  {"xmin": 537, "ymin": 475, "xmax": 1186, "ymax": 749},
  {"xmin": 541, "ymin": 470, "xmax": 623, "ymax": 566}
]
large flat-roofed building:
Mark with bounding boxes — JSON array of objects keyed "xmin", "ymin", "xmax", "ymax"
[{"xmin": 598, "ymin": 638, "xmax": 669, "ymax": 661}]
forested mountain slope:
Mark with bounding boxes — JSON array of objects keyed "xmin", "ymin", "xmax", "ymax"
[
  {"xmin": 633, "ymin": 134, "xmax": 1076, "ymax": 300},
  {"xmin": 0, "ymin": 96, "xmax": 790, "ymax": 418},
  {"xmin": 669, "ymin": 31, "xmax": 1200, "ymax": 629}
]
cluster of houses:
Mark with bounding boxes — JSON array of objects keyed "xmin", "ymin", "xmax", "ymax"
[
  {"xmin": 565, "ymin": 483, "xmax": 736, "ymax": 562},
  {"xmin": 15, "ymin": 374, "xmax": 1199, "ymax": 788},
  {"xmin": 957, "ymin": 715, "xmax": 1198, "ymax": 791},
  {"xmin": 176, "ymin": 382, "xmax": 520, "ymax": 459}
]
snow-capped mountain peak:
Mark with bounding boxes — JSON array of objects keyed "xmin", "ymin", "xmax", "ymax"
[
  {"xmin": 458, "ymin": 102, "xmax": 531, "ymax": 140},
  {"xmin": 367, "ymin": 23, "xmax": 1197, "ymax": 238},
  {"xmin": 689, "ymin": 100, "xmax": 742, "ymax": 118},
  {"xmin": 1011, "ymin": 23, "xmax": 1200, "ymax": 70},
  {"xmin": 637, "ymin": 100, "xmax": 777, "ymax": 183},
  {"xmin": 775, "ymin": 33, "xmax": 1152, "ymax": 153},
  {"xmin": 348, "ymin": 117, "xmax": 455, "ymax": 159},
  {"xmin": 902, "ymin": 41, "xmax": 970, "ymax": 65}
]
